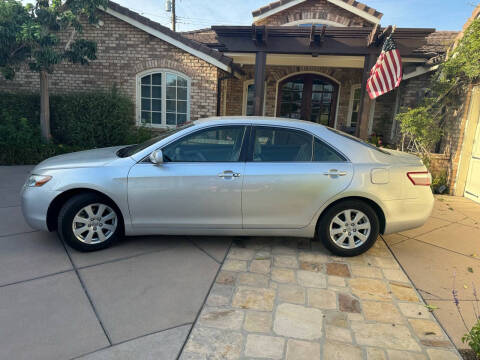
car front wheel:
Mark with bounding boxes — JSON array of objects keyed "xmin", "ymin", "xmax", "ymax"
[
  {"xmin": 58, "ymin": 193, "xmax": 122, "ymax": 251},
  {"xmin": 318, "ymin": 200, "xmax": 379, "ymax": 257}
]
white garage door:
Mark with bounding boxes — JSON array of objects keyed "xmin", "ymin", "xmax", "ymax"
[{"xmin": 465, "ymin": 88, "xmax": 480, "ymax": 203}]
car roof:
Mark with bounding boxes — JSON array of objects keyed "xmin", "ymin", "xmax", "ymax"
[{"xmin": 193, "ymin": 116, "xmax": 326, "ymax": 131}]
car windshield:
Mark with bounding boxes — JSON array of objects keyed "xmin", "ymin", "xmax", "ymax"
[
  {"xmin": 326, "ymin": 127, "xmax": 391, "ymax": 155},
  {"xmin": 117, "ymin": 123, "xmax": 195, "ymax": 158}
]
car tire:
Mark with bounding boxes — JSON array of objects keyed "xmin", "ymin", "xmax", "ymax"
[
  {"xmin": 57, "ymin": 193, "xmax": 122, "ymax": 252},
  {"xmin": 317, "ymin": 200, "xmax": 379, "ymax": 257}
]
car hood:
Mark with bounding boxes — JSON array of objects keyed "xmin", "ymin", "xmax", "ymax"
[{"xmin": 34, "ymin": 146, "xmax": 125, "ymax": 171}]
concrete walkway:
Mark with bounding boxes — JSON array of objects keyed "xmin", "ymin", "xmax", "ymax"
[
  {"xmin": 0, "ymin": 166, "xmax": 231, "ymax": 360},
  {"xmin": 181, "ymin": 237, "xmax": 462, "ymax": 359},
  {"xmin": 384, "ymin": 195, "xmax": 480, "ymax": 356}
]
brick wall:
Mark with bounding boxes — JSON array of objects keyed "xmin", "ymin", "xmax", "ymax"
[
  {"xmin": 394, "ymin": 74, "xmax": 477, "ymax": 194},
  {"xmin": 0, "ymin": 11, "xmax": 220, "ymax": 122},
  {"xmin": 429, "ymin": 154, "xmax": 450, "ymax": 177},
  {"xmin": 256, "ymin": 0, "xmax": 371, "ymax": 26},
  {"xmin": 372, "ymin": 90, "xmax": 397, "ymax": 143}
]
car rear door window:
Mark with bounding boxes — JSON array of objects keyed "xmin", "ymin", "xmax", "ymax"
[
  {"xmin": 162, "ymin": 125, "xmax": 246, "ymax": 162},
  {"xmin": 313, "ymin": 137, "xmax": 346, "ymax": 162},
  {"xmin": 251, "ymin": 126, "xmax": 313, "ymax": 162}
]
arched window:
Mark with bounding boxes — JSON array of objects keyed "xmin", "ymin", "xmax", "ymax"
[
  {"xmin": 276, "ymin": 73, "xmax": 339, "ymax": 127},
  {"xmin": 137, "ymin": 69, "xmax": 190, "ymax": 127}
]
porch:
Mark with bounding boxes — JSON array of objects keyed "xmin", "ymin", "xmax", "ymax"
[{"xmin": 215, "ymin": 25, "xmax": 436, "ymax": 143}]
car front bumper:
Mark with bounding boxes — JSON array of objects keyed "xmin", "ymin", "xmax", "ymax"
[{"xmin": 21, "ymin": 185, "xmax": 59, "ymax": 231}]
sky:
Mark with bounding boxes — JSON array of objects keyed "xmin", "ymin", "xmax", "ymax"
[{"xmin": 109, "ymin": 0, "xmax": 479, "ymax": 32}]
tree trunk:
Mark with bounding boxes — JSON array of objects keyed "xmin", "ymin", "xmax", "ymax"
[{"xmin": 40, "ymin": 70, "xmax": 51, "ymax": 141}]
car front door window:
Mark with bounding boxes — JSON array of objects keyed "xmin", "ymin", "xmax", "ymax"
[{"xmin": 163, "ymin": 126, "xmax": 246, "ymax": 162}]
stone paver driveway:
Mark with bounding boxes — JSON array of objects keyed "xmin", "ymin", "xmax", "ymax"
[
  {"xmin": 181, "ymin": 238, "xmax": 461, "ymax": 359},
  {"xmin": 0, "ymin": 166, "xmax": 231, "ymax": 360}
]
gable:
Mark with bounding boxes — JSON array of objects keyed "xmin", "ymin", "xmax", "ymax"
[
  {"xmin": 104, "ymin": 2, "xmax": 231, "ymax": 72},
  {"xmin": 253, "ymin": 0, "xmax": 382, "ymax": 26}
]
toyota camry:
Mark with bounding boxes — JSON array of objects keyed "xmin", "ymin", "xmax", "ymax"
[{"xmin": 21, "ymin": 117, "xmax": 434, "ymax": 256}]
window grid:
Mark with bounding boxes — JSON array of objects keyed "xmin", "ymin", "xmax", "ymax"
[{"xmin": 138, "ymin": 70, "xmax": 189, "ymax": 127}]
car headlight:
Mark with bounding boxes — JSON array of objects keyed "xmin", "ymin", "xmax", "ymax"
[{"xmin": 27, "ymin": 175, "xmax": 52, "ymax": 187}]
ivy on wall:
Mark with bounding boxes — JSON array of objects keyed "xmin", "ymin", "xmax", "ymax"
[{"xmin": 395, "ymin": 18, "xmax": 480, "ymax": 154}]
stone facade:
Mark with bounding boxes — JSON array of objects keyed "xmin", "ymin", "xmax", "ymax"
[
  {"xmin": 0, "ymin": 11, "xmax": 220, "ymax": 123},
  {"xmin": 255, "ymin": 0, "xmax": 372, "ymax": 26}
]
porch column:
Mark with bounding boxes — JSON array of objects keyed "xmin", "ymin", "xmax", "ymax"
[
  {"xmin": 356, "ymin": 53, "xmax": 377, "ymax": 139},
  {"xmin": 253, "ymin": 51, "xmax": 266, "ymax": 116}
]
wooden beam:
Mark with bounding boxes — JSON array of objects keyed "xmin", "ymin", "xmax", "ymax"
[
  {"xmin": 309, "ymin": 25, "xmax": 327, "ymax": 48},
  {"xmin": 367, "ymin": 24, "xmax": 380, "ymax": 47},
  {"xmin": 252, "ymin": 25, "xmax": 268, "ymax": 45},
  {"xmin": 309, "ymin": 24, "xmax": 316, "ymax": 47},
  {"xmin": 254, "ymin": 51, "xmax": 267, "ymax": 116},
  {"xmin": 356, "ymin": 53, "xmax": 377, "ymax": 139}
]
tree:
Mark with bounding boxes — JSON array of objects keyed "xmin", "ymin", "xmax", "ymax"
[{"xmin": 0, "ymin": 0, "xmax": 108, "ymax": 141}]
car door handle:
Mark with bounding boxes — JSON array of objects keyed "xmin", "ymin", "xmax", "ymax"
[
  {"xmin": 218, "ymin": 170, "xmax": 240, "ymax": 178},
  {"xmin": 323, "ymin": 169, "xmax": 347, "ymax": 177}
]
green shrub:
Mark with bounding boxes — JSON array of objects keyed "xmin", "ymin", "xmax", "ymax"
[
  {"xmin": 50, "ymin": 89, "xmax": 135, "ymax": 147},
  {"xmin": 431, "ymin": 171, "xmax": 448, "ymax": 194},
  {"xmin": 0, "ymin": 112, "xmax": 81, "ymax": 164},
  {"xmin": 463, "ymin": 319, "xmax": 480, "ymax": 358},
  {"xmin": 0, "ymin": 89, "xmax": 153, "ymax": 164}
]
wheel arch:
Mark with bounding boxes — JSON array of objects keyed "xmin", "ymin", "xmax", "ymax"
[
  {"xmin": 315, "ymin": 196, "xmax": 386, "ymax": 235},
  {"xmin": 47, "ymin": 188, "xmax": 125, "ymax": 232}
]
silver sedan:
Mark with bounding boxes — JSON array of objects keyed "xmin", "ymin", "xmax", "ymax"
[{"xmin": 21, "ymin": 117, "xmax": 434, "ymax": 256}]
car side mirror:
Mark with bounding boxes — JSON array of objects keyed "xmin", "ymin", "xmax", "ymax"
[{"xmin": 149, "ymin": 149, "xmax": 164, "ymax": 165}]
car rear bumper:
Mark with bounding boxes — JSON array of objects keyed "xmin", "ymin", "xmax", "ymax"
[
  {"xmin": 21, "ymin": 186, "xmax": 58, "ymax": 231},
  {"xmin": 383, "ymin": 189, "xmax": 435, "ymax": 235}
]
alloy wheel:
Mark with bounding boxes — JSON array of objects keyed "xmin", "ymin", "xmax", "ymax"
[
  {"xmin": 72, "ymin": 203, "xmax": 118, "ymax": 244},
  {"xmin": 329, "ymin": 209, "xmax": 371, "ymax": 249}
]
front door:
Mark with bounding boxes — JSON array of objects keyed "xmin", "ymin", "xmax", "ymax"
[
  {"xmin": 465, "ymin": 87, "xmax": 480, "ymax": 203},
  {"xmin": 242, "ymin": 126, "xmax": 353, "ymax": 228},
  {"xmin": 128, "ymin": 125, "xmax": 247, "ymax": 228},
  {"xmin": 277, "ymin": 73, "xmax": 338, "ymax": 126}
]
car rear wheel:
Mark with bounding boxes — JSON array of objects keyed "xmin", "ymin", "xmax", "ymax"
[
  {"xmin": 58, "ymin": 193, "xmax": 122, "ymax": 252},
  {"xmin": 318, "ymin": 200, "xmax": 379, "ymax": 257}
]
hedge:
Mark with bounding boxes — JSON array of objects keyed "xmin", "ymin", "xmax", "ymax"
[{"xmin": 0, "ymin": 89, "xmax": 153, "ymax": 164}]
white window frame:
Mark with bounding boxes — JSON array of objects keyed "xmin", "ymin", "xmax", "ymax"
[
  {"xmin": 136, "ymin": 68, "xmax": 191, "ymax": 129},
  {"xmin": 346, "ymin": 84, "xmax": 375, "ymax": 135},
  {"xmin": 242, "ymin": 79, "xmax": 267, "ymax": 116},
  {"xmin": 347, "ymin": 84, "xmax": 361, "ymax": 127}
]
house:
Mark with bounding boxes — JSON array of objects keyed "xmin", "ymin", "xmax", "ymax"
[
  {"xmin": 442, "ymin": 5, "xmax": 480, "ymax": 202},
  {"xmin": 0, "ymin": 0, "xmax": 457, "ymax": 144}
]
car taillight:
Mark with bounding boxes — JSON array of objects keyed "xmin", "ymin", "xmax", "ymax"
[{"xmin": 407, "ymin": 171, "xmax": 431, "ymax": 186}]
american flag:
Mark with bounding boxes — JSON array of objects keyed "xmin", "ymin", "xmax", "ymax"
[{"xmin": 367, "ymin": 35, "xmax": 402, "ymax": 99}]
